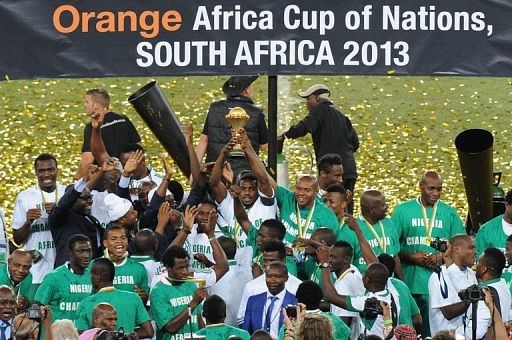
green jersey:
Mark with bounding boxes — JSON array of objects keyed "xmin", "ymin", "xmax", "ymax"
[
  {"xmin": 475, "ymin": 215, "xmax": 507, "ymax": 257},
  {"xmin": 338, "ymin": 222, "xmax": 364, "ymax": 268},
  {"xmin": 0, "ymin": 263, "xmax": 34, "ymax": 303},
  {"xmin": 110, "ymin": 257, "xmax": 149, "ymax": 295},
  {"xmin": 297, "ymin": 258, "xmax": 335, "ymax": 286},
  {"xmin": 151, "ymin": 280, "xmax": 202, "ymax": 340},
  {"xmin": 355, "ymin": 217, "xmax": 400, "ymax": 273},
  {"xmin": 277, "ymin": 310, "xmax": 351, "ymax": 340},
  {"xmin": 390, "ymin": 278, "xmax": 419, "ymax": 326},
  {"xmin": 275, "ymin": 186, "xmax": 339, "ymax": 246},
  {"xmin": 196, "ymin": 323, "xmax": 250, "ymax": 339},
  {"xmin": 75, "ymin": 287, "xmax": 150, "ymax": 332},
  {"xmin": 392, "ymin": 198, "xmax": 465, "ymax": 294},
  {"xmin": 34, "ymin": 264, "xmax": 92, "ymax": 321},
  {"xmin": 243, "ymin": 225, "xmax": 259, "ymax": 259}
]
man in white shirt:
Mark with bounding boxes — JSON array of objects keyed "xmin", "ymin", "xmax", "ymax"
[
  {"xmin": 328, "ymin": 241, "xmax": 365, "ymax": 338},
  {"xmin": 241, "ymin": 262, "xmax": 296, "ymax": 338},
  {"xmin": 209, "ymin": 132, "xmax": 277, "ymax": 272},
  {"xmin": 209, "ymin": 236, "xmax": 252, "ymax": 326},
  {"xmin": 456, "ymin": 247, "xmax": 511, "ymax": 339},
  {"xmin": 237, "ymin": 241, "xmax": 302, "ymax": 326},
  {"xmin": 428, "ymin": 234, "xmax": 477, "ymax": 335},
  {"xmin": 12, "ymin": 153, "xmax": 66, "ymax": 285},
  {"xmin": 0, "ymin": 209, "xmax": 8, "ymax": 263}
]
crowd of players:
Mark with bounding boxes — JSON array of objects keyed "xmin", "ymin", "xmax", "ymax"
[{"xmin": 0, "ymin": 80, "xmax": 511, "ymax": 340}]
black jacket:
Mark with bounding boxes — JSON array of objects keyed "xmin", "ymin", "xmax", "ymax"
[
  {"xmin": 286, "ymin": 101, "xmax": 359, "ymax": 179},
  {"xmin": 202, "ymin": 95, "xmax": 268, "ymax": 165},
  {"xmin": 49, "ymin": 189, "xmax": 103, "ymax": 267}
]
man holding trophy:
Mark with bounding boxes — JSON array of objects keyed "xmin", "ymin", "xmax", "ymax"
[{"xmin": 196, "ymin": 75, "xmax": 268, "ymax": 177}]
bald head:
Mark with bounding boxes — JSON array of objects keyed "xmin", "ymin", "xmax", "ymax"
[
  {"xmin": 134, "ymin": 229, "xmax": 158, "ymax": 255},
  {"xmin": 450, "ymin": 234, "xmax": 471, "ymax": 248},
  {"xmin": 93, "ymin": 303, "xmax": 117, "ymax": 331},
  {"xmin": 360, "ymin": 190, "xmax": 387, "ymax": 222},
  {"xmin": 420, "ymin": 171, "xmax": 442, "ymax": 183},
  {"xmin": 419, "ymin": 171, "xmax": 442, "ymax": 206}
]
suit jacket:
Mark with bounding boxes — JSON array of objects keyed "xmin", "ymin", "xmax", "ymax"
[{"xmin": 241, "ymin": 290, "xmax": 296, "ymax": 335}]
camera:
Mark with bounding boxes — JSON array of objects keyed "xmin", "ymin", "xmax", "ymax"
[
  {"xmin": 285, "ymin": 305, "xmax": 297, "ymax": 319},
  {"xmin": 458, "ymin": 285, "xmax": 484, "ymax": 302},
  {"xmin": 362, "ymin": 297, "xmax": 383, "ymax": 319},
  {"xmin": 430, "ymin": 237, "xmax": 448, "ymax": 252},
  {"xmin": 27, "ymin": 304, "xmax": 41, "ymax": 321}
]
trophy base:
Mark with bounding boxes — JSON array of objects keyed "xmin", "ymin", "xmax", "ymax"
[{"xmin": 228, "ymin": 149, "xmax": 246, "ymax": 158}]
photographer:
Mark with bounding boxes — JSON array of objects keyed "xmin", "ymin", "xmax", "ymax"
[
  {"xmin": 455, "ymin": 247, "xmax": 511, "ymax": 339},
  {"xmin": 13, "ymin": 304, "xmax": 52, "ymax": 340},
  {"xmin": 428, "ymin": 235, "xmax": 477, "ymax": 335},
  {"xmin": 317, "ymin": 245, "xmax": 396, "ymax": 339}
]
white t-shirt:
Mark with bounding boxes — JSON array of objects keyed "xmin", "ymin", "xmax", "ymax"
[
  {"xmin": 428, "ymin": 264, "xmax": 477, "ymax": 335},
  {"xmin": 130, "ymin": 255, "xmax": 165, "ymax": 288},
  {"xmin": 0, "ymin": 208, "xmax": 8, "ymax": 263},
  {"xmin": 237, "ymin": 272, "xmax": 302, "ymax": 325},
  {"xmin": 209, "ymin": 260, "xmax": 253, "ymax": 326},
  {"xmin": 12, "ymin": 183, "xmax": 66, "ymax": 283},
  {"xmin": 330, "ymin": 265, "xmax": 365, "ymax": 339},
  {"xmin": 456, "ymin": 279, "xmax": 512, "ymax": 339},
  {"xmin": 347, "ymin": 289, "xmax": 396, "ymax": 339},
  {"xmin": 217, "ymin": 189, "xmax": 277, "ymax": 270},
  {"xmin": 184, "ymin": 219, "xmax": 226, "ymax": 271}
]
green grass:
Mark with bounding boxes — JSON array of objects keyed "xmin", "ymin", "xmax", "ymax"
[{"xmin": 0, "ymin": 75, "xmax": 511, "ymax": 226}]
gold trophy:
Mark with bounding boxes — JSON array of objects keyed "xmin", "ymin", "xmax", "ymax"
[{"xmin": 225, "ymin": 107, "xmax": 250, "ymax": 158}]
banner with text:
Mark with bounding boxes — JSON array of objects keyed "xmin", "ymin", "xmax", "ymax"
[{"xmin": 2, "ymin": 0, "xmax": 512, "ymax": 79}]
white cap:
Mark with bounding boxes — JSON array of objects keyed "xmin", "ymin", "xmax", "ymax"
[
  {"xmin": 104, "ymin": 193, "xmax": 132, "ymax": 221},
  {"xmin": 298, "ymin": 84, "xmax": 330, "ymax": 99}
]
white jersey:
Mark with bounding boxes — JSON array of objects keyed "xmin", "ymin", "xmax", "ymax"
[
  {"xmin": 0, "ymin": 208, "xmax": 8, "ymax": 263},
  {"xmin": 91, "ymin": 190, "xmax": 110, "ymax": 228},
  {"xmin": 217, "ymin": 189, "xmax": 276, "ymax": 270},
  {"xmin": 12, "ymin": 183, "xmax": 66, "ymax": 283},
  {"xmin": 184, "ymin": 217, "xmax": 227, "ymax": 271},
  {"xmin": 130, "ymin": 255, "xmax": 165, "ymax": 287},
  {"xmin": 129, "ymin": 168, "xmax": 163, "ymax": 201},
  {"xmin": 428, "ymin": 264, "xmax": 477, "ymax": 335},
  {"xmin": 331, "ymin": 265, "xmax": 365, "ymax": 339},
  {"xmin": 208, "ymin": 260, "xmax": 252, "ymax": 326}
]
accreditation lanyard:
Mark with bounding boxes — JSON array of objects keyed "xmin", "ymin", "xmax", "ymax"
[
  {"xmin": 362, "ymin": 217, "xmax": 387, "ymax": 253},
  {"xmin": 38, "ymin": 185, "xmax": 58, "ymax": 205},
  {"xmin": 295, "ymin": 200, "xmax": 316, "ymax": 239},
  {"xmin": 419, "ymin": 197, "xmax": 438, "ymax": 245},
  {"xmin": 232, "ymin": 206, "xmax": 251, "ymax": 244}
]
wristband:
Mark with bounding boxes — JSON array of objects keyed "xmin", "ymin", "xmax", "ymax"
[
  {"xmin": 209, "ymin": 236, "xmax": 216, "ymax": 242},
  {"xmin": 180, "ymin": 228, "xmax": 191, "ymax": 235},
  {"xmin": 384, "ymin": 318, "xmax": 392, "ymax": 326},
  {"xmin": 318, "ymin": 262, "xmax": 330, "ymax": 269}
]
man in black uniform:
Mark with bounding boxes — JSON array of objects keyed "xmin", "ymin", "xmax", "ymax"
[
  {"xmin": 280, "ymin": 84, "xmax": 359, "ymax": 193},
  {"xmin": 76, "ymin": 88, "xmax": 141, "ymax": 179},
  {"xmin": 196, "ymin": 76, "xmax": 268, "ymax": 177}
]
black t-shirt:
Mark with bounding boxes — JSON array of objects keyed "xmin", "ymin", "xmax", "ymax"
[{"xmin": 81, "ymin": 111, "xmax": 141, "ymax": 158}]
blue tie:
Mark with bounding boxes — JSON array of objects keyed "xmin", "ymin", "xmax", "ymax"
[
  {"xmin": 264, "ymin": 296, "xmax": 278, "ymax": 332},
  {"xmin": 0, "ymin": 322, "xmax": 9, "ymax": 340}
]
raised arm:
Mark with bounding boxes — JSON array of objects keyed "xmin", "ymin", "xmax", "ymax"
[
  {"xmin": 345, "ymin": 214, "xmax": 378, "ymax": 266},
  {"xmin": 209, "ymin": 140, "xmax": 235, "ymax": 203},
  {"xmin": 183, "ymin": 125, "xmax": 202, "ymax": 183},
  {"xmin": 316, "ymin": 245, "xmax": 348, "ymax": 309},
  {"xmin": 239, "ymin": 129, "xmax": 273, "ymax": 197},
  {"xmin": 90, "ymin": 112, "xmax": 110, "ymax": 166},
  {"xmin": 171, "ymin": 205, "xmax": 197, "ymax": 247},
  {"xmin": 203, "ymin": 209, "xmax": 229, "ymax": 280}
]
